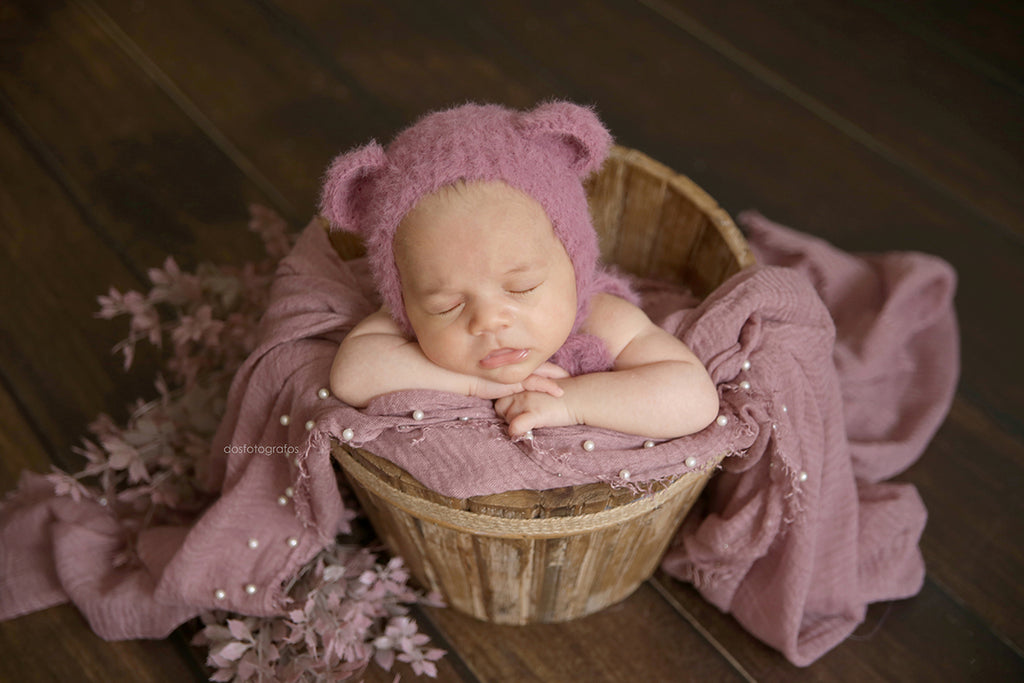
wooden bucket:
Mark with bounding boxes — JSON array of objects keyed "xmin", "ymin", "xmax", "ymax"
[{"xmin": 329, "ymin": 146, "xmax": 755, "ymax": 624}]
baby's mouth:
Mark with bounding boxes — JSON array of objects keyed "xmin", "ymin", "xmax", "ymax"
[{"xmin": 479, "ymin": 348, "xmax": 529, "ymax": 369}]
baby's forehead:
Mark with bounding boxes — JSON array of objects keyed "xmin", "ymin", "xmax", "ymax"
[
  {"xmin": 419, "ymin": 179, "xmax": 536, "ymax": 211},
  {"xmin": 396, "ymin": 180, "xmax": 555, "ymax": 243}
]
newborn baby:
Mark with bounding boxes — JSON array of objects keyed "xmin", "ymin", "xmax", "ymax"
[{"xmin": 320, "ymin": 102, "xmax": 718, "ymax": 439}]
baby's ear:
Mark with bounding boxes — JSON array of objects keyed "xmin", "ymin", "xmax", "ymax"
[
  {"xmin": 319, "ymin": 142, "xmax": 387, "ymax": 233},
  {"xmin": 517, "ymin": 101, "xmax": 612, "ymax": 177}
]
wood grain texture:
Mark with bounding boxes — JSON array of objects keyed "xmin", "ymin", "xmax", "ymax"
[{"xmin": 0, "ymin": 0, "xmax": 1020, "ymax": 680}]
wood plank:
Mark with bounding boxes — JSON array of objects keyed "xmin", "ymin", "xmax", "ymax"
[
  {"xmin": 653, "ymin": 574, "xmax": 1024, "ymax": 682},
  {"xmin": 643, "ymin": 0, "xmax": 1024, "ymax": 236},
  {"xmin": 905, "ymin": 398, "xmax": 1024, "ymax": 646},
  {"xmin": 420, "ymin": 583, "xmax": 749, "ymax": 682},
  {"xmin": 0, "ymin": 109, "xmax": 209, "ymax": 683},
  {"xmin": 1, "ymin": 0, "xmax": 268, "ymax": 270},
  {"xmin": 0, "ymin": 104, "xmax": 151, "ymax": 464},
  {"xmin": 88, "ymin": 0, "xmax": 551, "ymax": 211},
  {"xmin": 85, "ymin": 0, "xmax": 403, "ymax": 222},
  {"xmin": 0, "ymin": 605, "xmax": 205, "ymax": 683},
  {"xmin": 861, "ymin": 0, "xmax": 1024, "ymax": 81}
]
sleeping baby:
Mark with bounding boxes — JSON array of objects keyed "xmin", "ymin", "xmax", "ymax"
[{"xmin": 319, "ymin": 102, "xmax": 718, "ymax": 440}]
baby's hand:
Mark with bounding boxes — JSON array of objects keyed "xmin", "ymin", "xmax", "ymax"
[
  {"xmin": 530, "ymin": 362, "xmax": 571, "ymax": 380},
  {"xmin": 468, "ymin": 363, "xmax": 569, "ymax": 401},
  {"xmin": 494, "ymin": 385, "xmax": 578, "ymax": 437}
]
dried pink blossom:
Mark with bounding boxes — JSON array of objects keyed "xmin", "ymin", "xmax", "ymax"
[{"xmin": 50, "ymin": 206, "xmax": 444, "ymax": 682}]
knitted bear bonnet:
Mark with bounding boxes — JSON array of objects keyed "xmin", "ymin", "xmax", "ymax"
[{"xmin": 318, "ymin": 101, "xmax": 612, "ymax": 335}]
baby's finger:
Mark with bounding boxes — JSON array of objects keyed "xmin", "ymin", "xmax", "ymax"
[
  {"xmin": 521, "ymin": 375, "xmax": 564, "ymax": 397},
  {"xmin": 493, "ymin": 395, "xmax": 513, "ymax": 417},
  {"xmin": 506, "ymin": 411, "xmax": 538, "ymax": 438},
  {"xmin": 532, "ymin": 362, "xmax": 570, "ymax": 379}
]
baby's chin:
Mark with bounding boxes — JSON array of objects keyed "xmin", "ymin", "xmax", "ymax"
[{"xmin": 476, "ymin": 364, "xmax": 537, "ymax": 386}]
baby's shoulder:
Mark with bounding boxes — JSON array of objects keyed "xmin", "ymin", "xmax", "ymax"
[
  {"xmin": 349, "ymin": 306, "xmax": 408, "ymax": 338},
  {"xmin": 581, "ymin": 293, "xmax": 651, "ymax": 357}
]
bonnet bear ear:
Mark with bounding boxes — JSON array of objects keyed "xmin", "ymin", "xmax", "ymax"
[
  {"xmin": 517, "ymin": 101, "xmax": 612, "ymax": 177},
  {"xmin": 319, "ymin": 142, "xmax": 387, "ymax": 233}
]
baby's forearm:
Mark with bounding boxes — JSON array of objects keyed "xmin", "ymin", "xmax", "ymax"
[
  {"xmin": 330, "ymin": 334, "xmax": 479, "ymax": 407},
  {"xmin": 561, "ymin": 361, "xmax": 719, "ymax": 438}
]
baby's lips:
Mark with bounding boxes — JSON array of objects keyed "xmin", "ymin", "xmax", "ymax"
[{"xmin": 479, "ymin": 347, "xmax": 529, "ymax": 369}]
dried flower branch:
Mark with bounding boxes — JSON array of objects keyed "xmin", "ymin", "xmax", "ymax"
[
  {"xmin": 194, "ymin": 545, "xmax": 444, "ymax": 681},
  {"xmin": 45, "ymin": 207, "xmax": 444, "ymax": 681}
]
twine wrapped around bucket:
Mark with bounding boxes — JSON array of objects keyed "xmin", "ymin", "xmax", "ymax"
[{"xmin": 329, "ymin": 146, "xmax": 754, "ymax": 624}]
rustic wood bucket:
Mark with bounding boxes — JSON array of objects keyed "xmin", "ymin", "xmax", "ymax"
[{"xmin": 328, "ymin": 145, "xmax": 755, "ymax": 624}]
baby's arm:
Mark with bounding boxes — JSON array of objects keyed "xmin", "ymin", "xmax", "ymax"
[
  {"xmin": 495, "ymin": 294, "xmax": 719, "ymax": 438},
  {"xmin": 331, "ymin": 308, "xmax": 561, "ymax": 407}
]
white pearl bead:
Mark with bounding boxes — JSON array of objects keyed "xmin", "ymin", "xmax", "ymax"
[
  {"xmin": 643, "ymin": 440, "xmax": 655, "ymax": 448},
  {"xmin": 304, "ymin": 420, "xmax": 315, "ymax": 431},
  {"xmin": 523, "ymin": 430, "xmax": 534, "ymax": 440},
  {"xmin": 685, "ymin": 456, "xmax": 697, "ymax": 468},
  {"xmin": 98, "ymin": 497, "xmax": 108, "ymax": 507},
  {"xmin": 458, "ymin": 416, "xmax": 469, "ymax": 421},
  {"xmin": 412, "ymin": 409, "xmax": 425, "ymax": 421},
  {"xmin": 739, "ymin": 380, "xmax": 751, "ymax": 390},
  {"xmin": 247, "ymin": 538, "xmax": 259, "ymax": 549},
  {"xmin": 317, "ymin": 387, "xmax": 330, "ymax": 400},
  {"xmin": 287, "ymin": 537, "xmax": 298, "ymax": 548},
  {"xmin": 618, "ymin": 469, "xmax": 631, "ymax": 480},
  {"xmin": 582, "ymin": 439, "xmax": 596, "ymax": 452},
  {"xmin": 214, "ymin": 589, "xmax": 226, "ymax": 600},
  {"xmin": 244, "ymin": 583, "xmax": 257, "ymax": 595},
  {"xmin": 280, "ymin": 414, "xmax": 290, "ymax": 426},
  {"xmin": 341, "ymin": 427, "xmax": 354, "ymax": 441},
  {"xmin": 716, "ymin": 415, "xmax": 728, "ymax": 427},
  {"xmin": 782, "ymin": 404, "xmax": 788, "ymax": 413},
  {"xmin": 798, "ymin": 471, "xmax": 808, "ymax": 482},
  {"xmin": 277, "ymin": 495, "xmax": 288, "ymax": 506},
  {"xmin": 742, "ymin": 360, "xmax": 751, "ymax": 371}
]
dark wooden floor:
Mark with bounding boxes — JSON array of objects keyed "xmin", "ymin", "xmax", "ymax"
[{"xmin": 1, "ymin": 1, "xmax": 1022, "ymax": 681}]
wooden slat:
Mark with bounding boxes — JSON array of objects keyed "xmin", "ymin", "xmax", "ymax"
[
  {"xmin": 906, "ymin": 398, "xmax": 1024, "ymax": 645},
  {"xmin": 0, "ymin": 105, "xmax": 149, "ymax": 465},
  {"xmin": 653, "ymin": 575, "xmax": 1024, "ymax": 682},
  {"xmin": 860, "ymin": 0, "xmax": 1024, "ymax": 94},
  {"xmin": 1, "ymin": 0, "xmax": 268, "ymax": 269},
  {"xmin": 645, "ymin": 0, "xmax": 1024, "ymax": 235},
  {"xmin": 421, "ymin": 583, "xmax": 749, "ymax": 682},
  {"xmin": 0, "ymin": 111, "xmax": 208, "ymax": 683}
]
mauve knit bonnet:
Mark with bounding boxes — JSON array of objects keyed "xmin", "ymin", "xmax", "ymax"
[{"xmin": 318, "ymin": 101, "xmax": 612, "ymax": 335}]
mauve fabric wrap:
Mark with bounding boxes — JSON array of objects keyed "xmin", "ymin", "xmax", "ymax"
[{"xmin": 0, "ymin": 211, "xmax": 957, "ymax": 666}]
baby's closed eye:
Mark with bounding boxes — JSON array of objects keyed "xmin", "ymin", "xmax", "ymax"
[{"xmin": 507, "ymin": 282, "xmax": 541, "ymax": 296}]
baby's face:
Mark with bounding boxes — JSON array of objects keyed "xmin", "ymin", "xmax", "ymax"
[{"xmin": 395, "ymin": 181, "xmax": 577, "ymax": 384}]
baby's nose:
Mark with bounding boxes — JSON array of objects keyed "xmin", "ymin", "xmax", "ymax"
[{"xmin": 468, "ymin": 299, "xmax": 513, "ymax": 336}]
